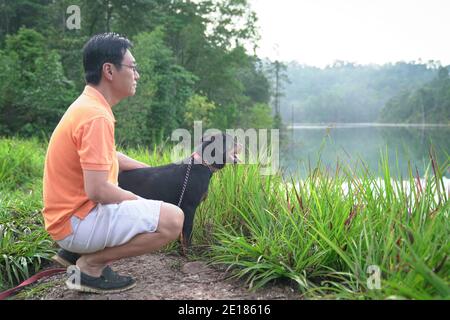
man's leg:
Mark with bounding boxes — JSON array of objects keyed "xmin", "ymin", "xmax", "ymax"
[{"xmin": 75, "ymin": 202, "xmax": 183, "ymax": 277}]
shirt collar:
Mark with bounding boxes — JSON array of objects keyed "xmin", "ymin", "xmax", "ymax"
[{"xmin": 82, "ymin": 85, "xmax": 115, "ymax": 122}]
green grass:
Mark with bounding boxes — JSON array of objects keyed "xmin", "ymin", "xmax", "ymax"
[
  {"xmin": 0, "ymin": 137, "xmax": 55, "ymax": 291},
  {"xmin": 195, "ymin": 149, "xmax": 449, "ymax": 299},
  {"xmin": 0, "ymin": 136, "xmax": 448, "ymax": 299},
  {"xmin": 11, "ymin": 279, "xmax": 61, "ymax": 300}
]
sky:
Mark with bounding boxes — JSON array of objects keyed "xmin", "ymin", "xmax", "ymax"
[{"xmin": 248, "ymin": 0, "xmax": 450, "ymax": 67}]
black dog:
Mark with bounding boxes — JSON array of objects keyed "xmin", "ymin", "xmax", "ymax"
[{"xmin": 118, "ymin": 133, "xmax": 240, "ymax": 252}]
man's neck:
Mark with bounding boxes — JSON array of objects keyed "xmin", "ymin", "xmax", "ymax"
[{"xmin": 88, "ymin": 83, "xmax": 120, "ymax": 107}]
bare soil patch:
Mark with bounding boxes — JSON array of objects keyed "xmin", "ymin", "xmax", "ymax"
[{"xmin": 20, "ymin": 252, "xmax": 302, "ymax": 300}]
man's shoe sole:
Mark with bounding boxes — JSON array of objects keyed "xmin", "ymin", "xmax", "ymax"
[{"xmin": 65, "ymin": 278, "xmax": 136, "ymax": 294}]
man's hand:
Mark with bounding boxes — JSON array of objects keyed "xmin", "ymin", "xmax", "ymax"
[
  {"xmin": 117, "ymin": 151, "xmax": 149, "ymax": 172},
  {"xmin": 83, "ymin": 169, "xmax": 138, "ymax": 204}
]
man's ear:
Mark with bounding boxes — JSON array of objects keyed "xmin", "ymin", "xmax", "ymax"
[{"xmin": 103, "ymin": 63, "xmax": 113, "ymax": 80}]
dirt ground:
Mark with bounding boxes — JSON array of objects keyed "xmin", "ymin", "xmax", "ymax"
[{"xmin": 18, "ymin": 252, "xmax": 303, "ymax": 300}]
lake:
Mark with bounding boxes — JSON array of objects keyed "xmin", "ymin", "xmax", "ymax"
[{"xmin": 280, "ymin": 123, "xmax": 450, "ymax": 179}]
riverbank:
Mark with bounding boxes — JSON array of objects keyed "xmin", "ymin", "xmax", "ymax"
[
  {"xmin": 14, "ymin": 252, "xmax": 301, "ymax": 300},
  {"xmin": 1, "ymin": 137, "xmax": 448, "ymax": 299}
]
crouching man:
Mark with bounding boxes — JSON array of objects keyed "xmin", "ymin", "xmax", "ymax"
[{"xmin": 42, "ymin": 33, "xmax": 184, "ymax": 293}]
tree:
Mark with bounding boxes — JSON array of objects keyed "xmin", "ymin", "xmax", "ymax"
[
  {"xmin": 183, "ymin": 94, "xmax": 216, "ymax": 129},
  {"xmin": 267, "ymin": 60, "xmax": 289, "ymax": 128},
  {"xmin": 380, "ymin": 66, "xmax": 450, "ymax": 124},
  {"xmin": 241, "ymin": 103, "xmax": 273, "ymax": 129},
  {"xmin": 0, "ymin": 0, "xmax": 272, "ymax": 141},
  {"xmin": 114, "ymin": 29, "xmax": 196, "ymax": 146},
  {"xmin": 0, "ymin": 28, "xmax": 76, "ymax": 137},
  {"xmin": 0, "ymin": 0, "xmax": 50, "ymax": 43}
]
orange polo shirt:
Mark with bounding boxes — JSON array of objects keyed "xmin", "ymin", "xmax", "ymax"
[{"xmin": 43, "ymin": 85, "xmax": 119, "ymax": 241}]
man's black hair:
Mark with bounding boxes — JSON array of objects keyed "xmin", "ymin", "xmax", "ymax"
[{"xmin": 82, "ymin": 33, "xmax": 133, "ymax": 85}]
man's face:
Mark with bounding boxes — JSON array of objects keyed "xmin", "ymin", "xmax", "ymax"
[{"xmin": 112, "ymin": 49, "xmax": 139, "ymax": 99}]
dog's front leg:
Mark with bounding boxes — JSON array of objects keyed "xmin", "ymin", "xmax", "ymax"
[{"xmin": 179, "ymin": 205, "xmax": 196, "ymax": 255}]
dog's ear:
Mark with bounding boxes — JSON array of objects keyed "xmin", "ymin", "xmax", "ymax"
[
  {"xmin": 198, "ymin": 135, "xmax": 216, "ymax": 158},
  {"xmin": 201, "ymin": 135, "xmax": 215, "ymax": 143}
]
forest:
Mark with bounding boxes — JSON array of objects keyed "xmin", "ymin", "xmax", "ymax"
[
  {"xmin": 0, "ymin": 1, "xmax": 449, "ymax": 147},
  {"xmin": 281, "ymin": 60, "xmax": 450, "ymax": 124},
  {"xmin": 0, "ymin": 0, "xmax": 274, "ymax": 146}
]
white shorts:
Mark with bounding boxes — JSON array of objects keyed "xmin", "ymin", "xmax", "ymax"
[{"xmin": 57, "ymin": 198, "xmax": 162, "ymax": 254}]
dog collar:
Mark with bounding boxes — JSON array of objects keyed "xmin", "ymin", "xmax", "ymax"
[{"xmin": 191, "ymin": 152, "xmax": 218, "ymax": 173}]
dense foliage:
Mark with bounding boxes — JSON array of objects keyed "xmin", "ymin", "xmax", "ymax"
[
  {"xmin": 0, "ymin": 0, "xmax": 274, "ymax": 146},
  {"xmin": 282, "ymin": 61, "xmax": 449, "ymax": 124},
  {"xmin": 380, "ymin": 67, "xmax": 450, "ymax": 124}
]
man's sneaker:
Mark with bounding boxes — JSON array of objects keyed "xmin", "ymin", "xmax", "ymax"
[
  {"xmin": 53, "ymin": 248, "xmax": 115, "ymax": 277},
  {"xmin": 65, "ymin": 266, "xmax": 136, "ymax": 294},
  {"xmin": 52, "ymin": 249, "xmax": 81, "ymax": 267}
]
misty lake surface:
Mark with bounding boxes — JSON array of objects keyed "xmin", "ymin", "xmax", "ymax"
[{"xmin": 280, "ymin": 123, "xmax": 450, "ymax": 179}]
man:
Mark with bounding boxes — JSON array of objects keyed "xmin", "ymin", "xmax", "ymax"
[{"xmin": 42, "ymin": 33, "xmax": 184, "ymax": 293}]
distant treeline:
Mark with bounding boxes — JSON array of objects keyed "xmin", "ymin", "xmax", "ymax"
[
  {"xmin": 283, "ymin": 61, "xmax": 450, "ymax": 124},
  {"xmin": 380, "ymin": 67, "xmax": 450, "ymax": 124},
  {"xmin": 0, "ymin": 0, "xmax": 274, "ymax": 147}
]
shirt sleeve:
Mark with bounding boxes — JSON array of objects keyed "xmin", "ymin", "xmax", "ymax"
[{"xmin": 74, "ymin": 117, "xmax": 115, "ymax": 171}]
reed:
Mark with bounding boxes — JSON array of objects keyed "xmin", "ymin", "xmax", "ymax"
[
  {"xmin": 0, "ymin": 137, "xmax": 448, "ymax": 299},
  {"xmin": 194, "ymin": 148, "xmax": 449, "ymax": 299}
]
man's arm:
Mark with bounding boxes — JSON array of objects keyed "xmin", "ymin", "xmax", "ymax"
[
  {"xmin": 117, "ymin": 151, "xmax": 150, "ymax": 172},
  {"xmin": 83, "ymin": 169, "xmax": 138, "ymax": 204}
]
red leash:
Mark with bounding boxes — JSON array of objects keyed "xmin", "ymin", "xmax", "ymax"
[{"xmin": 0, "ymin": 268, "xmax": 66, "ymax": 300}]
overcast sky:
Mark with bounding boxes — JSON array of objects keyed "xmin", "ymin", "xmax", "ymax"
[{"xmin": 248, "ymin": 0, "xmax": 450, "ymax": 67}]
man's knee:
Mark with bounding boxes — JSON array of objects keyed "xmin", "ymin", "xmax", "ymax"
[
  {"xmin": 158, "ymin": 203, "xmax": 184, "ymax": 239},
  {"xmin": 171, "ymin": 206, "xmax": 184, "ymax": 232}
]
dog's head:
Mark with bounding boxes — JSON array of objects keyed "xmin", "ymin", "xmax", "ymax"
[{"xmin": 194, "ymin": 133, "xmax": 242, "ymax": 171}]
